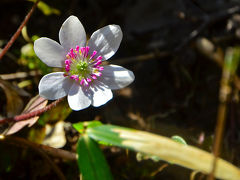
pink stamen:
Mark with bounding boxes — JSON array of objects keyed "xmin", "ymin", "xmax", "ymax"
[
  {"xmin": 84, "ymin": 79, "xmax": 89, "ymax": 86},
  {"xmin": 87, "ymin": 78, "xmax": 92, "ymax": 82},
  {"xmin": 95, "ymin": 72, "xmax": 102, "ymax": 77},
  {"xmin": 91, "ymin": 74, "xmax": 97, "ymax": 79},
  {"xmin": 70, "ymin": 75, "xmax": 78, "ymax": 80},
  {"xmin": 94, "ymin": 60, "xmax": 102, "ymax": 66},
  {"xmin": 80, "ymin": 79, "xmax": 89, "ymax": 86},
  {"xmin": 65, "ymin": 65, "xmax": 70, "ymax": 72},
  {"xmin": 64, "ymin": 46, "xmax": 104, "ymax": 86},
  {"xmin": 75, "ymin": 45, "xmax": 80, "ymax": 52},
  {"xmin": 94, "ymin": 65, "xmax": 101, "ymax": 69},
  {"xmin": 96, "ymin": 56, "xmax": 102, "ymax": 61},
  {"xmin": 80, "ymin": 47, "xmax": 86, "ymax": 57},
  {"xmin": 85, "ymin": 46, "xmax": 90, "ymax": 57},
  {"xmin": 65, "ymin": 59, "xmax": 71, "ymax": 65},
  {"xmin": 90, "ymin": 51, "xmax": 97, "ymax": 59},
  {"xmin": 98, "ymin": 66, "xmax": 104, "ymax": 71},
  {"xmin": 70, "ymin": 48, "xmax": 75, "ymax": 58},
  {"xmin": 80, "ymin": 79, "xmax": 85, "ymax": 85}
]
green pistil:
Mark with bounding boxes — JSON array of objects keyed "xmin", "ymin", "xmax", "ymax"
[
  {"xmin": 77, "ymin": 62, "xmax": 88, "ymax": 71},
  {"xmin": 70, "ymin": 60, "xmax": 90, "ymax": 78}
]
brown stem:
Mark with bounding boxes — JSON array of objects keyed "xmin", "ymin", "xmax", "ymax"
[
  {"xmin": 208, "ymin": 48, "xmax": 234, "ymax": 180},
  {"xmin": 0, "ymin": 97, "xmax": 64, "ymax": 124},
  {"xmin": 208, "ymin": 103, "xmax": 228, "ymax": 180},
  {"xmin": 1, "ymin": 136, "xmax": 77, "ymax": 161},
  {"xmin": 0, "ymin": 0, "xmax": 40, "ymax": 60}
]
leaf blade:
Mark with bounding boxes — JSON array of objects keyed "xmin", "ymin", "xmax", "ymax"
[
  {"xmin": 77, "ymin": 135, "xmax": 113, "ymax": 180},
  {"xmin": 87, "ymin": 125, "xmax": 240, "ymax": 180}
]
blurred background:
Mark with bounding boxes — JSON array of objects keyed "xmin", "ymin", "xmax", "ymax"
[{"xmin": 1, "ymin": 0, "xmax": 240, "ymax": 179}]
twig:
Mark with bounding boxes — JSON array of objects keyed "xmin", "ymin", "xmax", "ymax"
[
  {"xmin": 0, "ymin": 97, "xmax": 64, "ymax": 124},
  {"xmin": 1, "ymin": 136, "xmax": 77, "ymax": 161},
  {"xmin": 208, "ymin": 48, "xmax": 237, "ymax": 180},
  {"xmin": 196, "ymin": 37, "xmax": 240, "ymax": 92},
  {"xmin": 175, "ymin": 6, "xmax": 240, "ymax": 52},
  {"xmin": 0, "ymin": 70, "xmax": 41, "ymax": 80},
  {"xmin": 112, "ymin": 51, "xmax": 170, "ymax": 65},
  {"xmin": 0, "ymin": 136, "xmax": 66, "ymax": 180},
  {"xmin": 0, "ymin": 0, "xmax": 40, "ymax": 60},
  {"xmin": 208, "ymin": 103, "xmax": 228, "ymax": 180}
]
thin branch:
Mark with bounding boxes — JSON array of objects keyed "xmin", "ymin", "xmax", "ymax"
[
  {"xmin": 0, "ymin": 136, "xmax": 66, "ymax": 180},
  {"xmin": 208, "ymin": 48, "xmax": 234, "ymax": 180},
  {"xmin": 175, "ymin": 6, "xmax": 240, "ymax": 52},
  {"xmin": 0, "ymin": 0, "xmax": 40, "ymax": 60},
  {"xmin": 0, "ymin": 97, "xmax": 64, "ymax": 124},
  {"xmin": 0, "ymin": 70, "xmax": 41, "ymax": 80},
  {"xmin": 1, "ymin": 136, "xmax": 77, "ymax": 161},
  {"xmin": 112, "ymin": 51, "xmax": 170, "ymax": 65},
  {"xmin": 196, "ymin": 37, "xmax": 240, "ymax": 92}
]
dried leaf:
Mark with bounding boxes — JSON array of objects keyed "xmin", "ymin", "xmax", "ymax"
[
  {"xmin": 42, "ymin": 121, "xmax": 66, "ymax": 148},
  {"xmin": 0, "ymin": 79, "xmax": 25, "ymax": 117},
  {"xmin": 6, "ymin": 95, "xmax": 48, "ymax": 135}
]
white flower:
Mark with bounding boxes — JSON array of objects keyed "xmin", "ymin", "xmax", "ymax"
[{"xmin": 34, "ymin": 16, "xmax": 135, "ymax": 111}]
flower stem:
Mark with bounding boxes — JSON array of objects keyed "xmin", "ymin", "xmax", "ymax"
[
  {"xmin": 0, "ymin": 97, "xmax": 64, "ymax": 124},
  {"xmin": 208, "ymin": 47, "xmax": 240, "ymax": 180},
  {"xmin": 0, "ymin": 0, "xmax": 41, "ymax": 60}
]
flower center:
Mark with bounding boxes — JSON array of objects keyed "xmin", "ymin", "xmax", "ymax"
[{"xmin": 64, "ymin": 46, "xmax": 104, "ymax": 86}]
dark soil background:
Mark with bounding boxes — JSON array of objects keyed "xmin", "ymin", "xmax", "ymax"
[{"xmin": 1, "ymin": 0, "xmax": 240, "ymax": 179}]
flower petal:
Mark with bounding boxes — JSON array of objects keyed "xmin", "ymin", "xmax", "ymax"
[
  {"xmin": 88, "ymin": 25, "xmax": 122, "ymax": 60},
  {"xmin": 90, "ymin": 80, "xmax": 113, "ymax": 107},
  {"xmin": 34, "ymin": 38, "xmax": 65, "ymax": 67},
  {"xmin": 98, "ymin": 65, "xmax": 135, "ymax": 90},
  {"xmin": 67, "ymin": 83, "xmax": 91, "ymax": 111},
  {"xmin": 59, "ymin": 15, "xmax": 86, "ymax": 52},
  {"xmin": 39, "ymin": 72, "xmax": 73, "ymax": 100}
]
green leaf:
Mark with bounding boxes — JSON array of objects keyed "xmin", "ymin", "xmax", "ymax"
[
  {"xmin": 171, "ymin": 135, "xmax": 187, "ymax": 145},
  {"xmin": 73, "ymin": 122, "xmax": 84, "ymax": 133},
  {"xmin": 87, "ymin": 125, "xmax": 240, "ymax": 180},
  {"xmin": 77, "ymin": 135, "xmax": 113, "ymax": 180},
  {"xmin": 28, "ymin": 0, "xmax": 61, "ymax": 16},
  {"xmin": 224, "ymin": 47, "xmax": 240, "ymax": 75},
  {"xmin": 73, "ymin": 121, "xmax": 102, "ymax": 134},
  {"xmin": 87, "ymin": 121, "xmax": 103, "ymax": 129}
]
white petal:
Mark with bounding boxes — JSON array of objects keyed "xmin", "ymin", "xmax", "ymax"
[
  {"xmin": 67, "ymin": 83, "xmax": 91, "ymax": 111},
  {"xmin": 39, "ymin": 72, "xmax": 73, "ymax": 100},
  {"xmin": 90, "ymin": 80, "xmax": 113, "ymax": 107},
  {"xmin": 98, "ymin": 65, "xmax": 135, "ymax": 90},
  {"xmin": 59, "ymin": 15, "xmax": 86, "ymax": 52},
  {"xmin": 88, "ymin": 25, "xmax": 122, "ymax": 60},
  {"xmin": 34, "ymin": 38, "xmax": 65, "ymax": 67}
]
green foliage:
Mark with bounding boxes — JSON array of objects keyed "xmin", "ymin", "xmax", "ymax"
[
  {"xmin": 85, "ymin": 124, "xmax": 240, "ymax": 180},
  {"xmin": 73, "ymin": 120, "xmax": 102, "ymax": 134},
  {"xmin": 136, "ymin": 135, "xmax": 187, "ymax": 162},
  {"xmin": 38, "ymin": 100, "xmax": 71, "ymax": 126},
  {"xmin": 224, "ymin": 47, "xmax": 240, "ymax": 75},
  {"xmin": 77, "ymin": 134, "xmax": 113, "ymax": 180},
  {"xmin": 171, "ymin": 135, "xmax": 187, "ymax": 145},
  {"xmin": 20, "ymin": 39, "xmax": 52, "ymax": 74},
  {"xmin": 28, "ymin": 0, "xmax": 61, "ymax": 16},
  {"xmin": 136, "ymin": 152, "xmax": 161, "ymax": 162}
]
